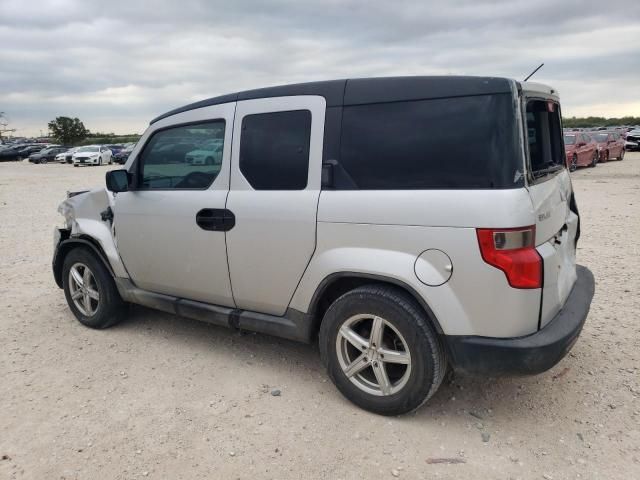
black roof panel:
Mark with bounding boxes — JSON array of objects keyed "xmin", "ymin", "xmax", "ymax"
[
  {"xmin": 343, "ymin": 76, "xmax": 513, "ymax": 106},
  {"xmin": 150, "ymin": 76, "xmax": 514, "ymax": 125}
]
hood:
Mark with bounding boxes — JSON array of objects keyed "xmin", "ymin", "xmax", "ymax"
[{"xmin": 73, "ymin": 151, "xmax": 100, "ymax": 157}]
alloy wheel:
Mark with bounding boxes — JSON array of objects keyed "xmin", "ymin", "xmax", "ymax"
[
  {"xmin": 68, "ymin": 263, "xmax": 100, "ymax": 316},
  {"xmin": 335, "ymin": 314, "xmax": 412, "ymax": 396}
]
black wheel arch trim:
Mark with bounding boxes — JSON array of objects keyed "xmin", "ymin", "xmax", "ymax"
[
  {"xmin": 53, "ymin": 234, "xmax": 115, "ymax": 288},
  {"xmin": 307, "ymin": 271, "xmax": 445, "ymax": 335}
]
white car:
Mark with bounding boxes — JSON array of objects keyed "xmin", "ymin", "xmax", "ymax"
[
  {"xmin": 185, "ymin": 140, "xmax": 223, "ymax": 165},
  {"xmin": 56, "ymin": 147, "xmax": 78, "ymax": 163},
  {"xmin": 72, "ymin": 146, "xmax": 112, "ymax": 166}
]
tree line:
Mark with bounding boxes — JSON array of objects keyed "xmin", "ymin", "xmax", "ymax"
[
  {"xmin": 563, "ymin": 116, "xmax": 640, "ymax": 128},
  {"xmin": 48, "ymin": 116, "xmax": 140, "ymax": 146}
]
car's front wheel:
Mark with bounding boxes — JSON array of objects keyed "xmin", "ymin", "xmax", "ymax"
[
  {"xmin": 570, "ymin": 154, "xmax": 578, "ymax": 172},
  {"xmin": 319, "ymin": 285, "xmax": 447, "ymax": 415},
  {"xmin": 62, "ymin": 247, "xmax": 126, "ymax": 329},
  {"xmin": 590, "ymin": 151, "xmax": 598, "ymax": 167}
]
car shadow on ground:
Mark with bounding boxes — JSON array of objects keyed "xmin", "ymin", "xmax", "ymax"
[{"xmin": 111, "ymin": 304, "xmax": 576, "ymax": 422}]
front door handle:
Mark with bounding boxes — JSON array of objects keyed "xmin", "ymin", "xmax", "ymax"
[{"xmin": 196, "ymin": 208, "xmax": 235, "ymax": 232}]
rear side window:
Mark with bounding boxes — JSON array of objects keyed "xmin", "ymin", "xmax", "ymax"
[
  {"xmin": 339, "ymin": 94, "xmax": 521, "ymax": 189},
  {"xmin": 526, "ymin": 100, "xmax": 564, "ymax": 174},
  {"xmin": 138, "ymin": 121, "xmax": 225, "ymax": 190},
  {"xmin": 240, "ymin": 110, "xmax": 311, "ymax": 190}
]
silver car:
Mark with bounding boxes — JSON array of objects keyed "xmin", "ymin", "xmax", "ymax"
[{"xmin": 53, "ymin": 76, "xmax": 595, "ymax": 415}]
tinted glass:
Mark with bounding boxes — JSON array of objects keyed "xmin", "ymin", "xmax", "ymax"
[
  {"xmin": 526, "ymin": 100, "xmax": 564, "ymax": 173},
  {"xmin": 339, "ymin": 94, "xmax": 521, "ymax": 189},
  {"xmin": 240, "ymin": 110, "xmax": 311, "ymax": 190},
  {"xmin": 139, "ymin": 120, "xmax": 225, "ymax": 189},
  {"xmin": 564, "ymin": 135, "xmax": 576, "ymax": 145}
]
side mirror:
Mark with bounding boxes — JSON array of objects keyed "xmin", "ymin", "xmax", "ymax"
[{"xmin": 106, "ymin": 169, "xmax": 130, "ymax": 192}]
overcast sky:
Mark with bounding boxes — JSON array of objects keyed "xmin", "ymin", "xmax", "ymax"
[{"xmin": 1, "ymin": 0, "xmax": 639, "ymax": 137}]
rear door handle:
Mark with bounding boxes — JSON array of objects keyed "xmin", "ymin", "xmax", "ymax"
[{"xmin": 196, "ymin": 208, "xmax": 235, "ymax": 232}]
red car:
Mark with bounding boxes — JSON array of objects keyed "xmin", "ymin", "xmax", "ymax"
[
  {"xmin": 592, "ymin": 131, "xmax": 625, "ymax": 162},
  {"xmin": 564, "ymin": 131, "xmax": 598, "ymax": 170}
]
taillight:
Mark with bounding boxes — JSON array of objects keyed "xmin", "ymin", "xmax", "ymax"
[{"xmin": 476, "ymin": 226, "xmax": 542, "ymax": 289}]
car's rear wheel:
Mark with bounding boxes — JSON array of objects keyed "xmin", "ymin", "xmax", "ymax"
[
  {"xmin": 62, "ymin": 247, "xmax": 125, "ymax": 329},
  {"xmin": 319, "ymin": 285, "xmax": 447, "ymax": 415},
  {"xmin": 570, "ymin": 154, "xmax": 578, "ymax": 172}
]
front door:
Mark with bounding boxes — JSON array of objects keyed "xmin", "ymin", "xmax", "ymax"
[
  {"xmin": 113, "ymin": 102, "xmax": 236, "ymax": 306},
  {"xmin": 226, "ymin": 96, "xmax": 326, "ymax": 315}
]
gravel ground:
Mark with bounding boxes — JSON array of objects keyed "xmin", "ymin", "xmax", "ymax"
[{"xmin": 0, "ymin": 155, "xmax": 638, "ymax": 480}]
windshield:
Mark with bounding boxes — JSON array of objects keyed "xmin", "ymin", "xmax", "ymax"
[
  {"xmin": 77, "ymin": 146, "xmax": 99, "ymax": 152},
  {"xmin": 594, "ymin": 134, "xmax": 609, "ymax": 142},
  {"xmin": 564, "ymin": 135, "xmax": 576, "ymax": 145}
]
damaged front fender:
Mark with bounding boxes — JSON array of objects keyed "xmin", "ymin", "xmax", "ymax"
[{"xmin": 56, "ymin": 188, "xmax": 129, "ymax": 279}]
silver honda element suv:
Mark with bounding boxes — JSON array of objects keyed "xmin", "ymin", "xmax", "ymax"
[{"xmin": 53, "ymin": 76, "xmax": 595, "ymax": 415}]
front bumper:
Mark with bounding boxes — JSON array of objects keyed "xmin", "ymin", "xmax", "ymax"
[{"xmin": 446, "ymin": 265, "xmax": 595, "ymax": 375}]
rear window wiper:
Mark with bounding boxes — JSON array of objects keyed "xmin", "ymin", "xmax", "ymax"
[{"xmin": 532, "ymin": 164, "xmax": 564, "ymax": 179}]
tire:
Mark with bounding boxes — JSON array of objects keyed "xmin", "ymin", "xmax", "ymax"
[
  {"xmin": 590, "ymin": 151, "xmax": 598, "ymax": 167},
  {"xmin": 41, "ymin": 158, "xmax": 47, "ymax": 164},
  {"xmin": 319, "ymin": 285, "xmax": 447, "ymax": 415},
  {"xmin": 619, "ymin": 149, "xmax": 625, "ymax": 161},
  {"xmin": 570, "ymin": 154, "xmax": 578, "ymax": 172},
  {"xmin": 73, "ymin": 164, "xmax": 79, "ymax": 167},
  {"xmin": 62, "ymin": 247, "xmax": 126, "ymax": 329},
  {"xmin": 98, "ymin": 156, "xmax": 102, "ymax": 166},
  {"xmin": 602, "ymin": 150, "xmax": 609, "ymax": 163}
]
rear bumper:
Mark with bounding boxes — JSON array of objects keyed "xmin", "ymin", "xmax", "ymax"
[{"xmin": 446, "ymin": 265, "xmax": 595, "ymax": 375}]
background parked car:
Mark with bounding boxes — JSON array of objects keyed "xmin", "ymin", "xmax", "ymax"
[
  {"xmin": 185, "ymin": 139, "xmax": 223, "ymax": 165},
  {"xmin": 72, "ymin": 145, "xmax": 113, "ymax": 166},
  {"xmin": 16, "ymin": 144, "xmax": 48, "ymax": 159},
  {"xmin": 564, "ymin": 131, "xmax": 599, "ymax": 170},
  {"xmin": 56, "ymin": 147, "xmax": 79, "ymax": 163},
  {"xmin": 592, "ymin": 132, "xmax": 625, "ymax": 162},
  {"xmin": 112, "ymin": 143, "xmax": 136, "ymax": 164},
  {"xmin": 626, "ymin": 129, "xmax": 640, "ymax": 151},
  {"xmin": 28, "ymin": 146, "xmax": 68, "ymax": 164},
  {"xmin": 106, "ymin": 144, "xmax": 125, "ymax": 156},
  {"xmin": 0, "ymin": 145, "xmax": 23, "ymax": 161}
]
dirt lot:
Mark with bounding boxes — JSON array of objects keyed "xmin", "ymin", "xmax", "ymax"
[{"xmin": 0, "ymin": 155, "xmax": 639, "ymax": 480}]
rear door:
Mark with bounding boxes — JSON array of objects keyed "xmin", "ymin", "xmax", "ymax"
[
  {"xmin": 226, "ymin": 96, "xmax": 325, "ymax": 315},
  {"xmin": 523, "ymin": 97, "xmax": 578, "ymax": 328}
]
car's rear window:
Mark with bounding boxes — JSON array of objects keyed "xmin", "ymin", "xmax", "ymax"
[
  {"xmin": 525, "ymin": 99, "xmax": 564, "ymax": 176},
  {"xmin": 338, "ymin": 93, "xmax": 522, "ymax": 189}
]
